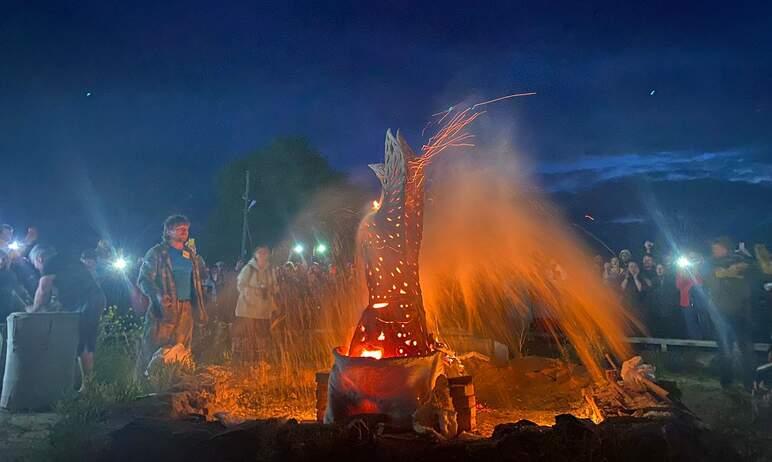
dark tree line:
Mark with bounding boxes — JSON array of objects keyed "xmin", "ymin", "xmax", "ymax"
[{"xmin": 205, "ymin": 137, "xmax": 368, "ymax": 262}]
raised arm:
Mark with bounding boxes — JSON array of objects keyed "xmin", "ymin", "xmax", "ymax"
[
  {"xmin": 29, "ymin": 275, "xmax": 54, "ymax": 312},
  {"xmin": 236, "ymin": 264, "xmax": 252, "ymax": 293}
]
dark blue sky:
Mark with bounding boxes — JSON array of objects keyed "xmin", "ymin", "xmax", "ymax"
[{"xmin": 1, "ymin": 0, "xmax": 771, "ymax": 253}]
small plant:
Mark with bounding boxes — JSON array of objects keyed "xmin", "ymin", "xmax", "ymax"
[{"xmin": 42, "ymin": 308, "xmax": 146, "ymax": 460}]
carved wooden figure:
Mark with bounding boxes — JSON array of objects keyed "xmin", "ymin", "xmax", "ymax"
[{"xmin": 348, "ymin": 130, "xmax": 434, "ymax": 359}]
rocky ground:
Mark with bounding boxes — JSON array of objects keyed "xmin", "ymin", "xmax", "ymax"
[
  {"xmin": 88, "ymin": 411, "xmax": 741, "ymax": 462},
  {"xmin": 3, "ymin": 353, "xmax": 770, "ymax": 461}
]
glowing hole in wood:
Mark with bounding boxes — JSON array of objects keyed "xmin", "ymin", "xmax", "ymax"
[
  {"xmin": 361, "ymin": 349, "xmax": 383, "ymax": 360},
  {"xmin": 372, "ymin": 302, "xmax": 389, "ymax": 308},
  {"xmin": 377, "ymin": 331, "xmax": 386, "ymax": 341}
]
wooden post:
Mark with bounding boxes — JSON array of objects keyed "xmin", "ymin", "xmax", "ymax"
[
  {"xmin": 448, "ymin": 375, "xmax": 476, "ymax": 433},
  {"xmin": 315, "ymin": 372, "xmax": 330, "ymax": 423}
]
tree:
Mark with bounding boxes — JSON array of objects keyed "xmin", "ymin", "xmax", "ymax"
[{"xmin": 205, "ymin": 137, "xmax": 356, "ymax": 261}]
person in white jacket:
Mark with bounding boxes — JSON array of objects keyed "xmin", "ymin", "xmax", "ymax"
[{"xmin": 233, "ymin": 246, "xmax": 277, "ymax": 363}]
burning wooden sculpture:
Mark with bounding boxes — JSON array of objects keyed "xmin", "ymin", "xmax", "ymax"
[
  {"xmin": 324, "ymin": 130, "xmax": 446, "ymax": 425},
  {"xmin": 348, "ymin": 129, "xmax": 434, "ymax": 359},
  {"xmin": 326, "ymin": 118, "xmax": 481, "ymax": 426}
]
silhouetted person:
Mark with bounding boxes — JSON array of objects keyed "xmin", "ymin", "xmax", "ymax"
[
  {"xmin": 621, "ymin": 261, "xmax": 649, "ymax": 322},
  {"xmin": 81, "ymin": 249, "xmax": 99, "ymax": 278},
  {"xmin": 619, "ymin": 249, "xmax": 633, "ymax": 267},
  {"xmin": 676, "ymin": 263, "xmax": 704, "ymax": 339},
  {"xmin": 641, "ymin": 255, "xmax": 657, "ymax": 282},
  {"xmin": 28, "ymin": 244, "xmax": 105, "ymax": 391},
  {"xmin": 647, "ymin": 263, "xmax": 676, "ymax": 337},
  {"xmin": 643, "ymin": 240, "xmax": 656, "ymax": 259},
  {"xmin": 603, "ymin": 257, "xmax": 623, "ymax": 288},
  {"xmin": 593, "ymin": 255, "xmax": 604, "ymax": 276},
  {"xmin": 705, "ymin": 237, "xmax": 754, "ymax": 389},
  {"xmin": 0, "ymin": 249, "xmax": 31, "ymax": 320}
]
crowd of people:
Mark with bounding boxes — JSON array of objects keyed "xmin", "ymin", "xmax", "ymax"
[
  {"xmin": 1, "ymin": 216, "xmax": 771, "ymax": 392},
  {"xmin": 592, "ymin": 238, "xmax": 772, "ymax": 389},
  {"xmin": 0, "ymin": 215, "xmax": 343, "ymax": 385}
]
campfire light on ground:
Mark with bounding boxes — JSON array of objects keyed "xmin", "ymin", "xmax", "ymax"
[{"xmin": 200, "ymin": 95, "xmax": 642, "ymax": 433}]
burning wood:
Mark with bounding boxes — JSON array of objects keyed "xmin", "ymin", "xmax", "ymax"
[
  {"xmin": 348, "ymin": 130, "xmax": 435, "ymax": 359},
  {"xmin": 584, "ymin": 356, "xmax": 694, "ymax": 422},
  {"xmin": 328, "ymin": 125, "xmax": 481, "ymax": 428}
]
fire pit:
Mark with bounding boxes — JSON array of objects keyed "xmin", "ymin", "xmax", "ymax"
[{"xmin": 324, "ymin": 347, "xmax": 443, "ymax": 426}]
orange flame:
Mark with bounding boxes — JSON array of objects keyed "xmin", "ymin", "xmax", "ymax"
[
  {"xmin": 361, "ymin": 349, "xmax": 383, "ymax": 360},
  {"xmin": 419, "ymin": 156, "xmax": 637, "ymax": 381}
]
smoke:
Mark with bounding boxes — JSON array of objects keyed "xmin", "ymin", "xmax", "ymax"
[
  {"xmin": 263, "ymin": 122, "xmax": 639, "ymax": 383},
  {"xmin": 419, "ymin": 142, "xmax": 639, "ymax": 380}
]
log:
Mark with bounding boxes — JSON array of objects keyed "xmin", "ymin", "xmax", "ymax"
[{"xmin": 640, "ymin": 377, "xmax": 671, "ymax": 403}]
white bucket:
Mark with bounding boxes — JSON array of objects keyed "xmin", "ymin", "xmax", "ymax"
[{"xmin": 1, "ymin": 312, "xmax": 80, "ymax": 411}]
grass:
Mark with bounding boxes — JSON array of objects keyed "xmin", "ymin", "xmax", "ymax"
[
  {"xmin": 639, "ymin": 349, "xmax": 772, "ymax": 462},
  {"xmin": 32, "ymin": 308, "xmax": 142, "ymax": 460},
  {"xmin": 38, "ymin": 307, "xmax": 234, "ymax": 460}
]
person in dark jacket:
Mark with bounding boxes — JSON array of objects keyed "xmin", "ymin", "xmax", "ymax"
[
  {"xmin": 136, "ymin": 215, "xmax": 207, "ymax": 374},
  {"xmin": 646, "ymin": 263, "xmax": 677, "ymax": 337},
  {"xmin": 28, "ymin": 244, "xmax": 106, "ymax": 391},
  {"xmin": 0, "ymin": 249, "xmax": 31, "ymax": 320},
  {"xmin": 621, "ymin": 261, "xmax": 650, "ymax": 323},
  {"xmin": 705, "ymin": 237, "xmax": 755, "ymax": 389}
]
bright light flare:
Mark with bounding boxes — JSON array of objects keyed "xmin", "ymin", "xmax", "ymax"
[
  {"xmin": 676, "ymin": 256, "xmax": 692, "ymax": 268},
  {"xmin": 293, "ymin": 244, "xmax": 304, "ymax": 254},
  {"xmin": 112, "ymin": 257, "xmax": 128, "ymax": 271},
  {"xmin": 360, "ymin": 349, "xmax": 383, "ymax": 360},
  {"xmin": 8, "ymin": 241, "xmax": 22, "ymax": 251},
  {"xmin": 315, "ymin": 244, "xmax": 327, "ymax": 254},
  {"xmin": 372, "ymin": 200, "xmax": 380, "ymax": 211}
]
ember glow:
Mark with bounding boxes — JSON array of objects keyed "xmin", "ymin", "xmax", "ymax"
[
  {"xmin": 348, "ymin": 130, "xmax": 434, "ymax": 359},
  {"xmin": 226, "ymin": 95, "xmax": 635, "ymax": 428},
  {"xmin": 420, "ymin": 156, "xmax": 637, "ymax": 380},
  {"xmin": 360, "ymin": 349, "xmax": 383, "ymax": 360}
]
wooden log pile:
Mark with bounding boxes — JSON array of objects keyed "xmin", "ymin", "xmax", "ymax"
[{"xmin": 583, "ymin": 367, "xmax": 695, "ymax": 422}]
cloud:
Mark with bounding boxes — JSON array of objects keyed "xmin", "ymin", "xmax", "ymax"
[
  {"xmin": 608, "ymin": 216, "xmax": 647, "ymax": 225},
  {"xmin": 537, "ymin": 149, "xmax": 772, "ymax": 191}
]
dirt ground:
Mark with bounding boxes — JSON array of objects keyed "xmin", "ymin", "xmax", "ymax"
[
  {"xmin": 0, "ymin": 411, "xmax": 59, "ymax": 461},
  {"xmin": 465, "ymin": 356, "xmax": 594, "ymax": 433},
  {"xmin": 641, "ymin": 350, "xmax": 772, "ymax": 462},
  {"xmin": 2, "ymin": 353, "xmax": 770, "ymax": 461}
]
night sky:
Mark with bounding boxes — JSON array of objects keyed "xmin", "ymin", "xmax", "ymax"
[{"xmin": 2, "ymin": 1, "xmax": 771, "ymax": 255}]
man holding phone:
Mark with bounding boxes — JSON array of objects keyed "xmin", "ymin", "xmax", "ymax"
[{"xmin": 136, "ymin": 215, "xmax": 208, "ymax": 374}]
